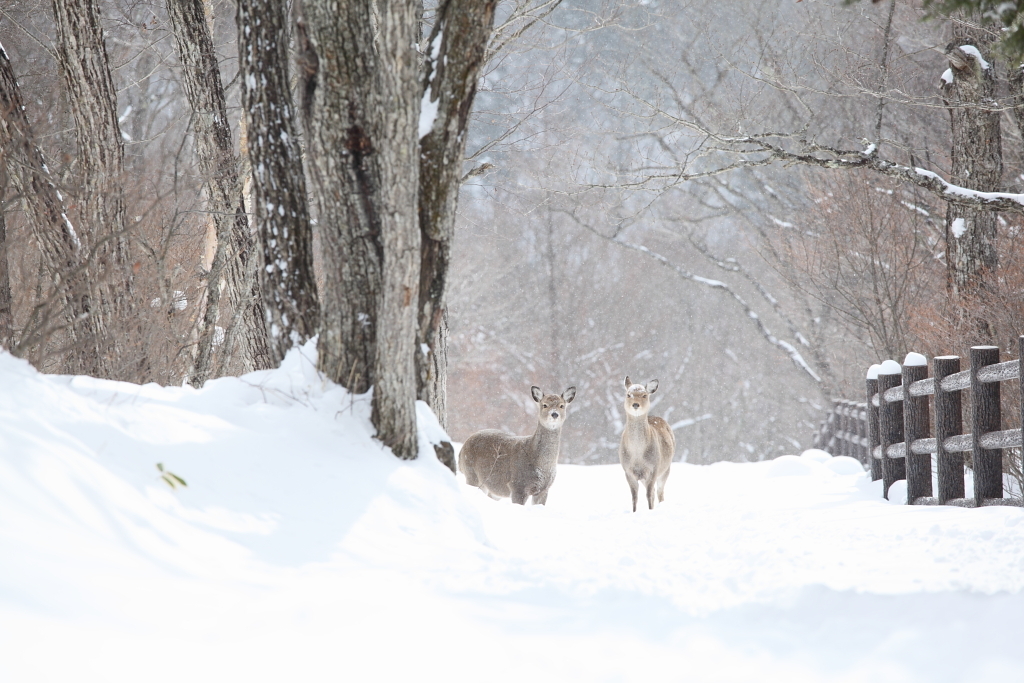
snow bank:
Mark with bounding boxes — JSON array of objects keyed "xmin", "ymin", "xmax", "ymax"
[{"xmin": 2, "ymin": 350, "xmax": 1023, "ymax": 682}]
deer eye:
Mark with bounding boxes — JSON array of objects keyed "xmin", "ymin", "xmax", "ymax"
[{"xmin": 542, "ymin": 404, "xmax": 548, "ymax": 408}]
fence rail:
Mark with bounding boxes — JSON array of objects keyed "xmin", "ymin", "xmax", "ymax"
[{"xmin": 811, "ymin": 336, "xmax": 1024, "ymax": 507}]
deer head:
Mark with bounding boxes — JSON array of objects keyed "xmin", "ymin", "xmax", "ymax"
[
  {"xmin": 531, "ymin": 385, "xmax": 576, "ymax": 430},
  {"xmin": 623, "ymin": 376, "xmax": 658, "ymax": 418}
]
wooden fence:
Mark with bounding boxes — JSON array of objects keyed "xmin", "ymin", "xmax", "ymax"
[{"xmin": 811, "ymin": 337, "xmax": 1024, "ymax": 506}]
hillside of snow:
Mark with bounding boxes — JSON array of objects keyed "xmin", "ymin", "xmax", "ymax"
[{"xmin": 1, "ymin": 345, "xmax": 1023, "ymax": 682}]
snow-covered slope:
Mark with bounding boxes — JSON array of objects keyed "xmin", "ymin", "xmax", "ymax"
[{"xmin": 1, "ymin": 346, "xmax": 1022, "ymax": 682}]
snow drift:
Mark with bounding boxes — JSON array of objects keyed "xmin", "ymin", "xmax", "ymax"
[{"xmin": 1, "ymin": 344, "xmax": 1023, "ymax": 682}]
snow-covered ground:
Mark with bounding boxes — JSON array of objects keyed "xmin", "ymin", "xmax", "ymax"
[{"xmin": 2, "ymin": 344, "xmax": 1023, "ymax": 682}]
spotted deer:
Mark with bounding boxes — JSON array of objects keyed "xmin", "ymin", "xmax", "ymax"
[
  {"xmin": 459, "ymin": 386, "xmax": 576, "ymax": 505},
  {"xmin": 619, "ymin": 377, "xmax": 675, "ymax": 511}
]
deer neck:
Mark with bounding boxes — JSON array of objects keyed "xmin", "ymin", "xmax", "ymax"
[
  {"xmin": 529, "ymin": 423, "xmax": 562, "ymax": 463},
  {"xmin": 623, "ymin": 411, "xmax": 652, "ymax": 445}
]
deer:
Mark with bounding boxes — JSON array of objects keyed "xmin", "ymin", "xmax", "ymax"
[
  {"xmin": 459, "ymin": 386, "xmax": 576, "ymax": 505},
  {"xmin": 618, "ymin": 377, "xmax": 675, "ymax": 512}
]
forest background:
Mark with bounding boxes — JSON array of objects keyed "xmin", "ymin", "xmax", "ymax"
[{"xmin": 2, "ymin": 0, "xmax": 1023, "ymax": 465}]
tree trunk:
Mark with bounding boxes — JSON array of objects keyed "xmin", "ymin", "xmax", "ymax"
[
  {"xmin": 52, "ymin": 0, "xmax": 139, "ymax": 381},
  {"xmin": 942, "ymin": 20, "xmax": 1001, "ymax": 304},
  {"xmin": 0, "ymin": 41, "xmax": 92, "ymax": 365},
  {"xmin": 0, "ymin": 163, "xmax": 12, "ymax": 351},
  {"xmin": 416, "ymin": 0, "xmax": 497, "ymax": 427},
  {"xmin": 301, "ymin": 0, "xmax": 422, "ymax": 459},
  {"xmin": 238, "ymin": 0, "xmax": 318, "ymax": 364},
  {"xmin": 166, "ymin": 0, "xmax": 272, "ymax": 384},
  {"xmin": 299, "ymin": 3, "xmax": 380, "ymax": 394}
]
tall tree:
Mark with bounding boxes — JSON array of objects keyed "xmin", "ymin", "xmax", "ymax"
[
  {"xmin": 942, "ymin": 19, "xmax": 1001, "ymax": 306},
  {"xmin": 0, "ymin": 39, "xmax": 93, "ymax": 365},
  {"xmin": 300, "ymin": 0, "xmax": 422, "ymax": 458},
  {"xmin": 416, "ymin": 0, "xmax": 498, "ymax": 427},
  {"xmin": 238, "ymin": 0, "xmax": 318, "ymax": 363},
  {"xmin": 51, "ymin": 0, "xmax": 139, "ymax": 380},
  {"xmin": 166, "ymin": 0, "xmax": 273, "ymax": 384},
  {"xmin": 0, "ymin": 159, "xmax": 11, "ymax": 351}
]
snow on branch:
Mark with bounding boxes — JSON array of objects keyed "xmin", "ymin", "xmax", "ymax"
[
  {"xmin": 599, "ymin": 113, "xmax": 1024, "ymax": 215},
  {"xmin": 708, "ymin": 133, "xmax": 1024, "ymax": 213}
]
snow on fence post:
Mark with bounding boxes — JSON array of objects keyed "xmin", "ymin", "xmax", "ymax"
[
  {"xmin": 933, "ymin": 355, "xmax": 965, "ymax": 504},
  {"xmin": 902, "ymin": 357, "xmax": 934, "ymax": 504},
  {"xmin": 877, "ymin": 364, "xmax": 906, "ymax": 499},
  {"xmin": 970, "ymin": 346, "xmax": 1003, "ymax": 505},
  {"xmin": 866, "ymin": 372, "xmax": 882, "ymax": 482}
]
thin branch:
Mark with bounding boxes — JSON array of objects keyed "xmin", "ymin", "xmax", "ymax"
[{"xmin": 554, "ymin": 209, "xmax": 821, "ymax": 383}]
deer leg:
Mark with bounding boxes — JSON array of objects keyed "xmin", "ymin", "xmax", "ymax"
[
  {"xmin": 532, "ymin": 488, "xmax": 549, "ymax": 505},
  {"xmin": 646, "ymin": 475, "xmax": 657, "ymax": 509},
  {"xmin": 657, "ymin": 469, "xmax": 669, "ymax": 503},
  {"xmin": 510, "ymin": 487, "xmax": 529, "ymax": 505},
  {"xmin": 624, "ymin": 469, "xmax": 640, "ymax": 512}
]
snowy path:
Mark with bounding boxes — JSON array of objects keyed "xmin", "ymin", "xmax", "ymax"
[{"xmin": 1, "ymin": 346, "xmax": 1023, "ymax": 682}]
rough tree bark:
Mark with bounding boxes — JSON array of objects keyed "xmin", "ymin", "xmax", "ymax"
[
  {"xmin": 942, "ymin": 20, "xmax": 1001, "ymax": 304},
  {"xmin": 299, "ymin": 3, "xmax": 379, "ymax": 395},
  {"xmin": 0, "ymin": 41, "xmax": 94, "ymax": 365},
  {"xmin": 166, "ymin": 0, "xmax": 273, "ymax": 384},
  {"xmin": 417, "ymin": 0, "xmax": 497, "ymax": 430},
  {"xmin": 300, "ymin": 0, "xmax": 422, "ymax": 459},
  {"xmin": 51, "ymin": 0, "xmax": 139, "ymax": 380},
  {"xmin": 238, "ymin": 0, "xmax": 318, "ymax": 363},
  {"xmin": 0, "ymin": 163, "xmax": 11, "ymax": 350}
]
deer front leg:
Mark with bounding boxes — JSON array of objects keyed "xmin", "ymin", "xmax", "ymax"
[
  {"xmin": 646, "ymin": 474, "xmax": 657, "ymax": 510},
  {"xmin": 623, "ymin": 469, "xmax": 640, "ymax": 512},
  {"xmin": 531, "ymin": 488, "xmax": 550, "ymax": 505}
]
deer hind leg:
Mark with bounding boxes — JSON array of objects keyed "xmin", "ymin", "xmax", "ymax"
[
  {"xmin": 531, "ymin": 488, "xmax": 550, "ymax": 505},
  {"xmin": 462, "ymin": 460, "xmax": 480, "ymax": 487},
  {"xmin": 656, "ymin": 468, "xmax": 670, "ymax": 503},
  {"xmin": 510, "ymin": 486, "xmax": 529, "ymax": 505}
]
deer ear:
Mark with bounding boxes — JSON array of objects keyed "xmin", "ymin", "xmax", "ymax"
[
  {"xmin": 562, "ymin": 386, "xmax": 576, "ymax": 403},
  {"xmin": 531, "ymin": 386, "xmax": 543, "ymax": 402},
  {"xmin": 624, "ymin": 376, "xmax": 631, "ymax": 389},
  {"xmin": 647, "ymin": 379, "xmax": 659, "ymax": 393}
]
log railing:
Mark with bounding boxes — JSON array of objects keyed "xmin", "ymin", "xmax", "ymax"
[
  {"xmin": 811, "ymin": 399, "xmax": 870, "ymax": 464},
  {"xmin": 813, "ymin": 337, "xmax": 1024, "ymax": 507}
]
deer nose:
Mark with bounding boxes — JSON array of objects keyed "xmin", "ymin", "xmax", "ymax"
[
  {"xmin": 551, "ymin": 411, "xmax": 559, "ymax": 419},
  {"xmin": 632, "ymin": 403, "xmax": 640, "ymax": 409}
]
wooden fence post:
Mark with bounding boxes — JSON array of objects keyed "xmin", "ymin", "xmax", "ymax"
[
  {"xmin": 866, "ymin": 374, "xmax": 882, "ymax": 481},
  {"xmin": 970, "ymin": 346, "xmax": 1002, "ymax": 504},
  {"xmin": 856, "ymin": 402, "xmax": 867, "ymax": 465},
  {"xmin": 933, "ymin": 355, "xmax": 964, "ymax": 504},
  {"xmin": 878, "ymin": 367, "xmax": 906, "ymax": 499},
  {"xmin": 840, "ymin": 401, "xmax": 849, "ymax": 457},
  {"xmin": 903, "ymin": 358, "xmax": 933, "ymax": 504}
]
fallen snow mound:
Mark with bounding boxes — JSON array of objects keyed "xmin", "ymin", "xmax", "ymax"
[{"xmin": 1, "ymin": 347, "xmax": 1023, "ymax": 683}]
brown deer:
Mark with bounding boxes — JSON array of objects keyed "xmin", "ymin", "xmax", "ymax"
[
  {"xmin": 619, "ymin": 377, "xmax": 675, "ymax": 511},
  {"xmin": 459, "ymin": 386, "xmax": 576, "ymax": 505}
]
